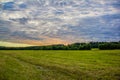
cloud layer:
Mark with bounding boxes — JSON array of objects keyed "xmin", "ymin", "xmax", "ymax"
[{"xmin": 0, "ymin": 0, "xmax": 120, "ymax": 45}]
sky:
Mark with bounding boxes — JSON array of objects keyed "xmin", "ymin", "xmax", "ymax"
[
  {"xmin": 0, "ymin": 0, "xmax": 120, "ymax": 45},
  {"xmin": 0, "ymin": 41, "xmax": 33, "ymax": 47}
]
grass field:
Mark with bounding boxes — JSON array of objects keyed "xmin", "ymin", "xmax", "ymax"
[{"xmin": 0, "ymin": 50, "xmax": 120, "ymax": 80}]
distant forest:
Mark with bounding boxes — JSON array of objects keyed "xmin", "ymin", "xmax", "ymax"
[{"xmin": 0, "ymin": 41, "xmax": 120, "ymax": 50}]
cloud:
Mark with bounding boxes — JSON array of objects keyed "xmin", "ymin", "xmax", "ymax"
[
  {"xmin": 0, "ymin": 0, "xmax": 120, "ymax": 45},
  {"xmin": 0, "ymin": 0, "xmax": 13, "ymax": 3}
]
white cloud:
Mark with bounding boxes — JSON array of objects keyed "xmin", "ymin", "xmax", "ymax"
[
  {"xmin": 0, "ymin": 0, "xmax": 120, "ymax": 43},
  {"xmin": 0, "ymin": 0, "xmax": 13, "ymax": 3},
  {"xmin": 1, "ymin": 11, "xmax": 27, "ymax": 19}
]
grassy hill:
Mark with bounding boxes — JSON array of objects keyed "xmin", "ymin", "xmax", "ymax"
[{"xmin": 0, "ymin": 50, "xmax": 120, "ymax": 80}]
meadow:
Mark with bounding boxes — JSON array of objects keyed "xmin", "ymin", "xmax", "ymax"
[{"xmin": 0, "ymin": 50, "xmax": 120, "ymax": 80}]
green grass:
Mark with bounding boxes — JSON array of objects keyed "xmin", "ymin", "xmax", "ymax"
[{"xmin": 0, "ymin": 50, "xmax": 120, "ymax": 80}]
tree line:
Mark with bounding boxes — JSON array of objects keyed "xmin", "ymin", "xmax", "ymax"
[
  {"xmin": 0, "ymin": 41, "xmax": 120, "ymax": 50},
  {"xmin": 90, "ymin": 41, "xmax": 120, "ymax": 50}
]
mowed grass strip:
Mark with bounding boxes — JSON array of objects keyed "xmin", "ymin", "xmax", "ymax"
[{"xmin": 0, "ymin": 50, "xmax": 120, "ymax": 80}]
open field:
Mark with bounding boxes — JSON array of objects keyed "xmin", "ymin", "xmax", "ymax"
[{"xmin": 0, "ymin": 50, "xmax": 120, "ymax": 80}]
